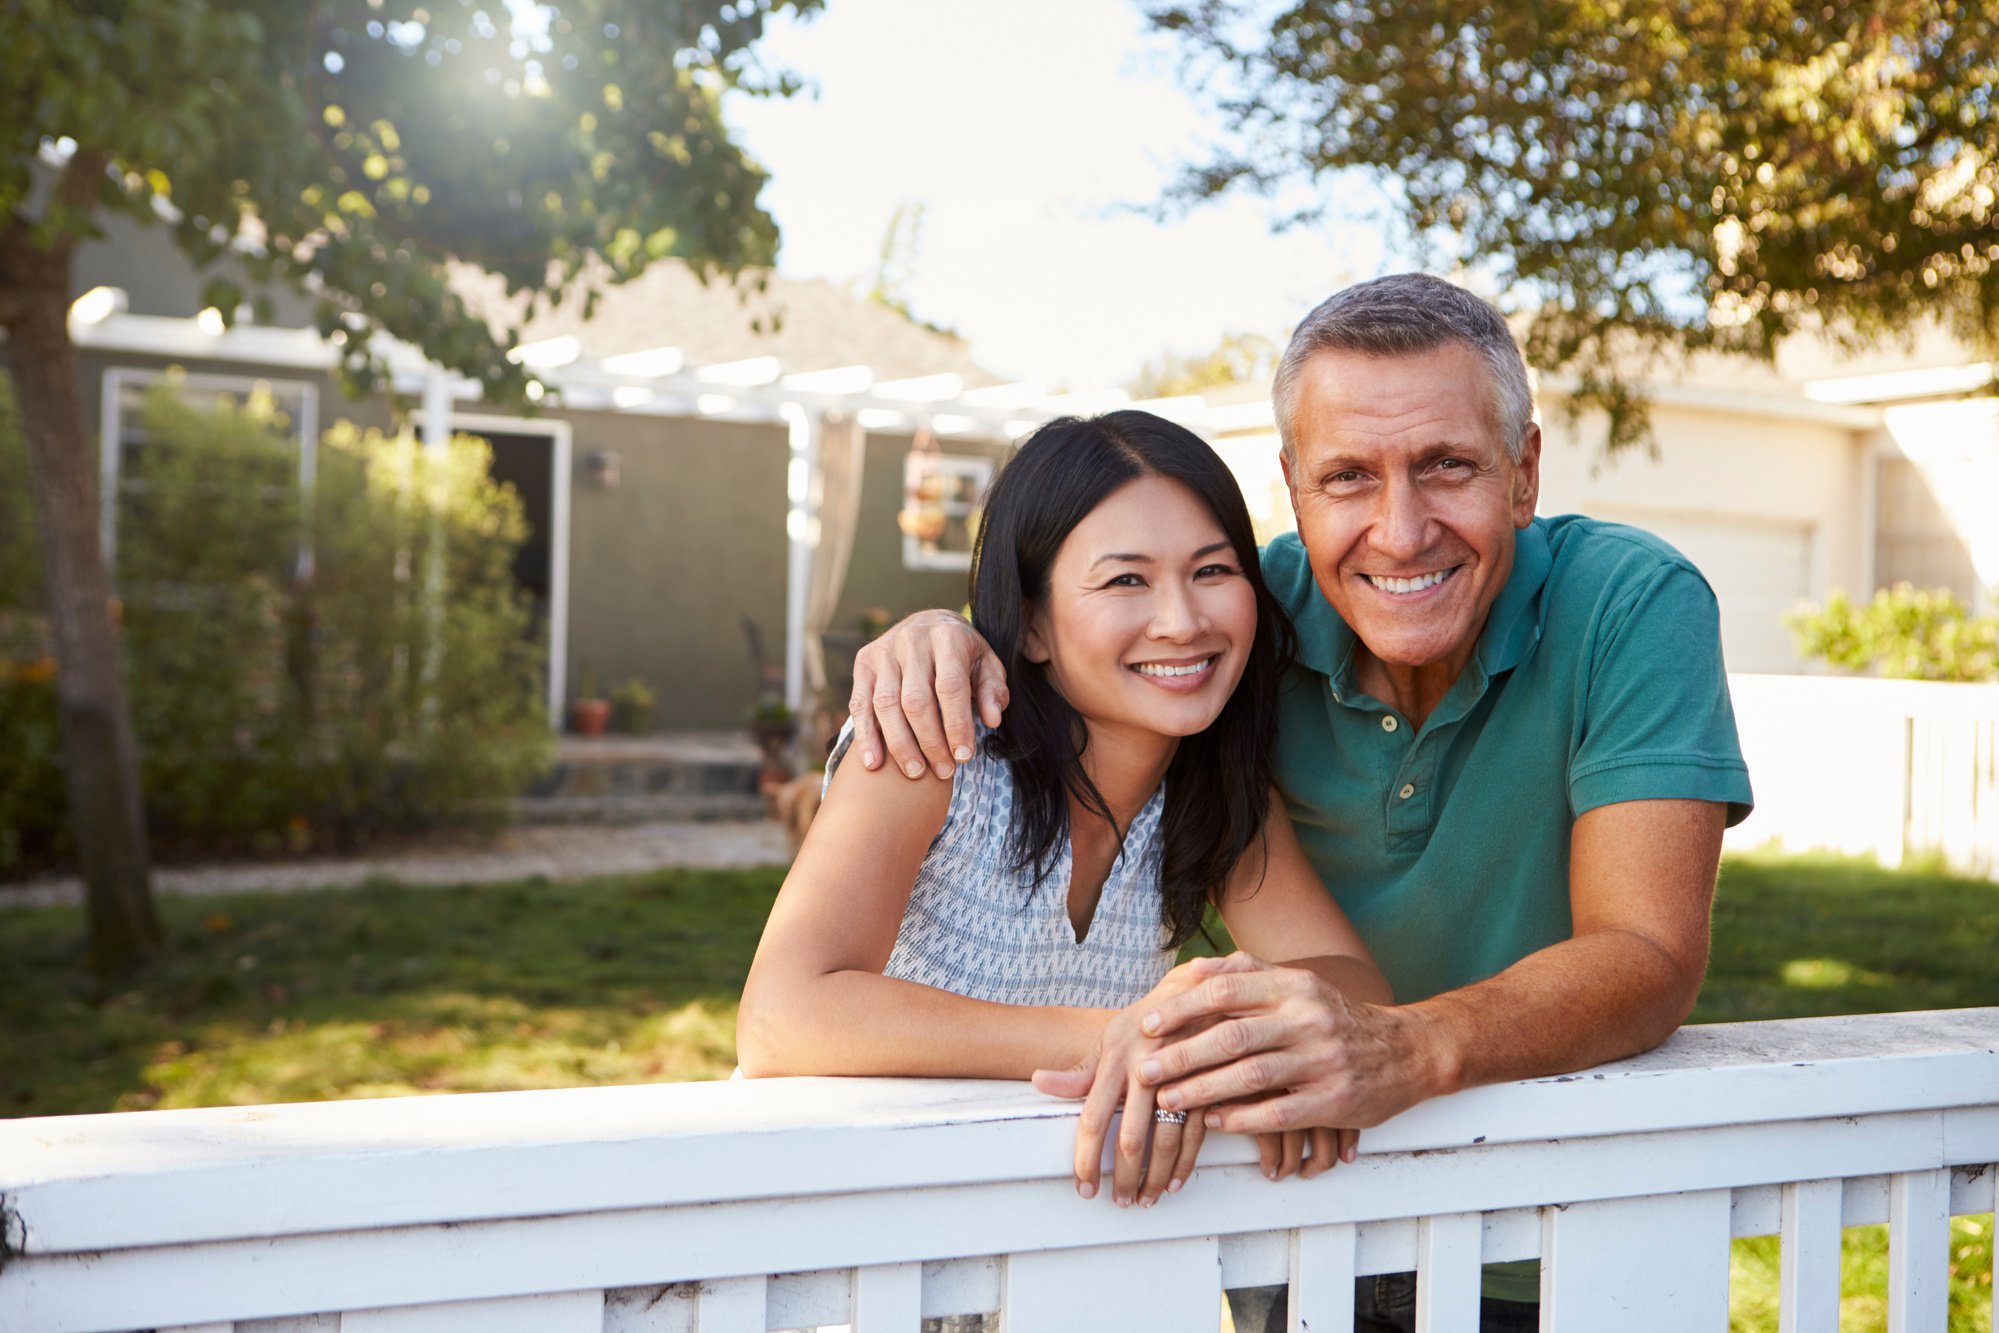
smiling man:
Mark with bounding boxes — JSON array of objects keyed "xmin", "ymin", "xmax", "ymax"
[{"xmin": 848, "ymin": 274, "xmax": 1753, "ymax": 1330}]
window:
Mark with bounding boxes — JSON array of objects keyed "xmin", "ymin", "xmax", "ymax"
[
  {"xmin": 900, "ymin": 452, "xmax": 992, "ymax": 572},
  {"xmin": 99, "ymin": 367, "xmax": 318, "ymax": 574}
]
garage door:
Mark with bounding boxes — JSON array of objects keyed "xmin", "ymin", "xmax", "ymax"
[{"xmin": 1586, "ymin": 509, "xmax": 1814, "ymax": 674}]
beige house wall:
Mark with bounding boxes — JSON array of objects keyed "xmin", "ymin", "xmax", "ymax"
[
  {"xmin": 1878, "ymin": 400, "xmax": 1999, "ymax": 615},
  {"xmin": 1535, "ymin": 400, "xmax": 1872, "ymax": 672}
]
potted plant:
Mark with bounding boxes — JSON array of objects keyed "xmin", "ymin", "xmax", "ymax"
[
  {"xmin": 749, "ymin": 692, "xmax": 795, "ymax": 751},
  {"xmin": 610, "ymin": 676, "xmax": 656, "ymax": 735},
  {"xmin": 568, "ymin": 663, "xmax": 610, "ymax": 737}
]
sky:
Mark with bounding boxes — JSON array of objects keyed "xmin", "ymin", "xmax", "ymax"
[{"xmin": 719, "ymin": 0, "xmax": 1402, "ymax": 390}]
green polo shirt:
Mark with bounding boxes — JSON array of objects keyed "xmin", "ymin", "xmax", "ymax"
[
  {"xmin": 1264, "ymin": 515, "xmax": 1753, "ymax": 1306},
  {"xmin": 1266, "ymin": 514, "xmax": 1753, "ymax": 1004}
]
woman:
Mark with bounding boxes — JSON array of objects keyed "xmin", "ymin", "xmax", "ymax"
[{"xmin": 737, "ymin": 410, "xmax": 1389, "ymax": 1208}]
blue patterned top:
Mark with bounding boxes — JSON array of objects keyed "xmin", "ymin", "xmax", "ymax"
[{"xmin": 826, "ymin": 722, "xmax": 1176, "ymax": 1009}]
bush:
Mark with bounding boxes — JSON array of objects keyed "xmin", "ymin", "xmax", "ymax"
[
  {"xmin": 1786, "ymin": 584, "xmax": 1999, "ymax": 683},
  {"xmin": 0, "ymin": 373, "xmax": 552, "ymax": 870}
]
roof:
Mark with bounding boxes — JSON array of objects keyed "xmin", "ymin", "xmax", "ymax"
[{"xmin": 447, "ymin": 259, "xmax": 1003, "ymax": 386}]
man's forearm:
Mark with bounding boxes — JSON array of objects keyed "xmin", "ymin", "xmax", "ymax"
[{"xmin": 1399, "ymin": 926, "xmax": 1705, "ymax": 1099}]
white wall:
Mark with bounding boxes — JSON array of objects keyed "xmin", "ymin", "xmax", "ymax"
[
  {"xmin": 1727, "ymin": 674, "xmax": 1999, "ymax": 876},
  {"xmin": 1878, "ymin": 400, "xmax": 1999, "ymax": 614}
]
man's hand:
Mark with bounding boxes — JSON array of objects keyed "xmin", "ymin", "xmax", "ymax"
[
  {"xmin": 848, "ymin": 610, "xmax": 1008, "ymax": 780},
  {"xmin": 1136, "ymin": 953, "xmax": 1448, "ymax": 1136}
]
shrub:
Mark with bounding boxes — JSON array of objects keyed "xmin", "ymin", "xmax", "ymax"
[
  {"xmin": 1785, "ymin": 584, "xmax": 1999, "ymax": 683},
  {"xmin": 0, "ymin": 373, "xmax": 552, "ymax": 871}
]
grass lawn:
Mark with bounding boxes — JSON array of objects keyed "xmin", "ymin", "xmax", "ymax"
[{"xmin": 2, "ymin": 850, "xmax": 1994, "ymax": 1329}]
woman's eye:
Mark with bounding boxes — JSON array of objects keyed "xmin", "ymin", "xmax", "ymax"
[
  {"xmin": 1196, "ymin": 563, "xmax": 1239, "ymax": 579},
  {"xmin": 1105, "ymin": 573, "xmax": 1145, "ymax": 588}
]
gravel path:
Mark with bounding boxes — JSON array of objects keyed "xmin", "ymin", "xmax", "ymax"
[{"xmin": 0, "ymin": 819, "xmax": 792, "ymax": 909}]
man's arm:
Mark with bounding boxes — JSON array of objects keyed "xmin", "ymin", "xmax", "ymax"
[
  {"xmin": 847, "ymin": 610, "xmax": 1007, "ymax": 780},
  {"xmin": 1132, "ymin": 798, "xmax": 1726, "ymax": 1132}
]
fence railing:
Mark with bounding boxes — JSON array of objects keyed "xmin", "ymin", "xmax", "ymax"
[
  {"xmin": 1727, "ymin": 674, "xmax": 1999, "ymax": 876},
  {"xmin": 3, "ymin": 1008, "xmax": 1994, "ymax": 1333}
]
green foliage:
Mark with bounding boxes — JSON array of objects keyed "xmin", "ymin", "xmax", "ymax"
[
  {"xmin": 0, "ymin": 376, "xmax": 553, "ymax": 868},
  {"xmin": 1147, "ymin": 2, "xmax": 1999, "ymax": 450},
  {"xmin": 1786, "ymin": 584, "xmax": 1999, "ymax": 682},
  {"xmin": 609, "ymin": 677, "xmax": 656, "ymax": 734},
  {"xmin": 1129, "ymin": 331, "xmax": 1280, "ymax": 399},
  {"xmin": 0, "ymin": 0, "xmax": 821, "ymax": 397}
]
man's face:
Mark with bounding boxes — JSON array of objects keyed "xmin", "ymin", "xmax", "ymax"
[{"xmin": 1281, "ymin": 342, "xmax": 1541, "ymax": 683}]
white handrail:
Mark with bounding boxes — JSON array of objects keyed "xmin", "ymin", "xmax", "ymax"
[{"xmin": 3, "ymin": 1008, "xmax": 1995, "ymax": 1332}]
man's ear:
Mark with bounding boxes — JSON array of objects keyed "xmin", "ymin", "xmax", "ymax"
[
  {"xmin": 1022, "ymin": 603, "xmax": 1051, "ymax": 664},
  {"xmin": 1511, "ymin": 423, "xmax": 1542, "ymax": 528},
  {"xmin": 1279, "ymin": 446, "xmax": 1301, "ymax": 524}
]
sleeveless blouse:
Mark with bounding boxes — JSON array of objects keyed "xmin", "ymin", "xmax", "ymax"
[{"xmin": 826, "ymin": 722, "xmax": 1176, "ymax": 1009}]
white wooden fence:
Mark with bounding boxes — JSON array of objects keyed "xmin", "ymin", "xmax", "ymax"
[
  {"xmin": 1727, "ymin": 675, "xmax": 1999, "ymax": 876},
  {"xmin": 2, "ymin": 1008, "xmax": 1994, "ymax": 1333}
]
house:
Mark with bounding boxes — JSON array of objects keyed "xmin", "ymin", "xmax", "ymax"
[{"xmin": 42, "ymin": 215, "xmax": 1999, "ymax": 737}]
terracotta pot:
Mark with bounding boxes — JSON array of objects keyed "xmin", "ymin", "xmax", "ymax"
[{"xmin": 569, "ymin": 699, "xmax": 611, "ymax": 737}]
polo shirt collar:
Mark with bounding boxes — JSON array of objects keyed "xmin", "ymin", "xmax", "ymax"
[{"xmin": 1288, "ymin": 519, "xmax": 1552, "ymax": 694}]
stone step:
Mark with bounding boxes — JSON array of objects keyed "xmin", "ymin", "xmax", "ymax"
[
  {"xmin": 514, "ymin": 792, "xmax": 769, "ymax": 825},
  {"xmin": 519, "ymin": 732, "xmax": 772, "ymax": 825}
]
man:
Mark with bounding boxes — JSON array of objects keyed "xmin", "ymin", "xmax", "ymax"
[{"xmin": 847, "ymin": 274, "xmax": 1752, "ymax": 1329}]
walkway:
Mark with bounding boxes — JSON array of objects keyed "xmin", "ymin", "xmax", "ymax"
[{"xmin": 0, "ymin": 818, "xmax": 792, "ymax": 910}]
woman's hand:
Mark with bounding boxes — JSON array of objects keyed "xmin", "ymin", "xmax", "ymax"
[
  {"xmin": 1031, "ymin": 958, "xmax": 1227, "ymax": 1206},
  {"xmin": 1253, "ymin": 1125, "xmax": 1357, "ymax": 1182}
]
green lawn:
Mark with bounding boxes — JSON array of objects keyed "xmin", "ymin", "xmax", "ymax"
[{"xmin": 2, "ymin": 851, "xmax": 1994, "ymax": 1330}]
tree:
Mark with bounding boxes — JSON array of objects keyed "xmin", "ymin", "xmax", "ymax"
[
  {"xmin": 1146, "ymin": 2, "xmax": 1999, "ymax": 447},
  {"xmin": 1129, "ymin": 330, "xmax": 1279, "ymax": 399},
  {"xmin": 0, "ymin": 0, "xmax": 817, "ymax": 977}
]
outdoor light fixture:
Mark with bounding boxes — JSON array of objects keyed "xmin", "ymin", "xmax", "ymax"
[{"xmin": 585, "ymin": 449, "xmax": 621, "ymax": 489}]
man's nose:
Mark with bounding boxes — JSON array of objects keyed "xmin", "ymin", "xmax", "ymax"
[{"xmin": 1371, "ymin": 478, "xmax": 1429, "ymax": 559}]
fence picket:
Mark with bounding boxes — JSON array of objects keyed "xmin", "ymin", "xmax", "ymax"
[
  {"xmin": 1003, "ymin": 1237, "xmax": 1220, "ymax": 1333},
  {"xmin": 694, "ymin": 1275, "xmax": 767, "ymax": 1333},
  {"xmin": 1887, "ymin": 1168, "xmax": 1950, "ymax": 1333},
  {"xmin": 1542, "ymin": 1190, "xmax": 1730, "ymax": 1331},
  {"xmin": 1287, "ymin": 1224, "xmax": 1356, "ymax": 1333},
  {"xmin": 852, "ymin": 1262, "xmax": 922, "ymax": 1331},
  {"xmin": 1778, "ymin": 1178, "xmax": 1843, "ymax": 1333},
  {"xmin": 342, "ymin": 1291, "xmax": 602, "ymax": 1332},
  {"xmin": 1414, "ymin": 1212, "xmax": 1482, "ymax": 1333}
]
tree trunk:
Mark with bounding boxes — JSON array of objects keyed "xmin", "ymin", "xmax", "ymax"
[{"xmin": 0, "ymin": 155, "xmax": 160, "ymax": 978}]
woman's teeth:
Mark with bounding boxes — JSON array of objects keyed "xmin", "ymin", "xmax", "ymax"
[
  {"xmin": 1132, "ymin": 658, "xmax": 1214, "ymax": 677},
  {"xmin": 1367, "ymin": 569, "xmax": 1452, "ymax": 594}
]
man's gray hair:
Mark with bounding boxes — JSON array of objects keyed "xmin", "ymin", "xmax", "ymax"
[{"xmin": 1273, "ymin": 274, "xmax": 1534, "ymax": 463}]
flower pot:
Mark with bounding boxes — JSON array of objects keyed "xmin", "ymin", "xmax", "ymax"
[{"xmin": 569, "ymin": 699, "xmax": 611, "ymax": 737}]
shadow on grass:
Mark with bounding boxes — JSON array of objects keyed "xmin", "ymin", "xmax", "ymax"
[{"xmin": 0, "ymin": 867, "xmax": 783, "ymax": 1117}]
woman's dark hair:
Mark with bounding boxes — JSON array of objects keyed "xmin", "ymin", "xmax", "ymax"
[{"xmin": 969, "ymin": 410, "xmax": 1296, "ymax": 948}]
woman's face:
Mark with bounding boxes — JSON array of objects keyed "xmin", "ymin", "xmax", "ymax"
[{"xmin": 1025, "ymin": 474, "xmax": 1258, "ymax": 746}]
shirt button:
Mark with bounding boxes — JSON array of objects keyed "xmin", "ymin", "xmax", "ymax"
[
  {"xmin": 1399, "ymin": 783, "xmax": 1416, "ymax": 800},
  {"xmin": 1381, "ymin": 715, "xmax": 1399, "ymax": 733}
]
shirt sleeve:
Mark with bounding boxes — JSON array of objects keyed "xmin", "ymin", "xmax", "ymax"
[{"xmin": 1568, "ymin": 560, "xmax": 1755, "ymax": 825}]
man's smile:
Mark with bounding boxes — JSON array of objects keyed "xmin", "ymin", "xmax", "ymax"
[{"xmin": 1361, "ymin": 566, "xmax": 1462, "ymax": 596}]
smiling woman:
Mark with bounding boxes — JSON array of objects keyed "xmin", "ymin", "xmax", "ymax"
[{"xmin": 737, "ymin": 410, "xmax": 1392, "ymax": 1212}]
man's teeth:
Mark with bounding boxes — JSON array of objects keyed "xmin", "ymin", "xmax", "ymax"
[
  {"xmin": 1367, "ymin": 569, "xmax": 1451, "ymax": 594},
  {"xmin": 1133, "ymin": 658, "xmax": 1213, "ymax": 678}
]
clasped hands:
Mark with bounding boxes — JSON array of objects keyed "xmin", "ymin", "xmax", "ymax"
[{"xmin": 1033, "ymin": 950, "xmax": 1413, "ymax": 1208}]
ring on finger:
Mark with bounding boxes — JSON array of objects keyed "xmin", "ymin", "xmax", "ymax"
[{"xmin": 1154, "ymin": 1109, "xmax": 1188, "ymax": 1125}]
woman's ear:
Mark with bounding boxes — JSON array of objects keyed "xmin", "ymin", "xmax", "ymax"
[{"xmin": 1022, "ymin": 602, "xmax": 1051, "ymax": 664}]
